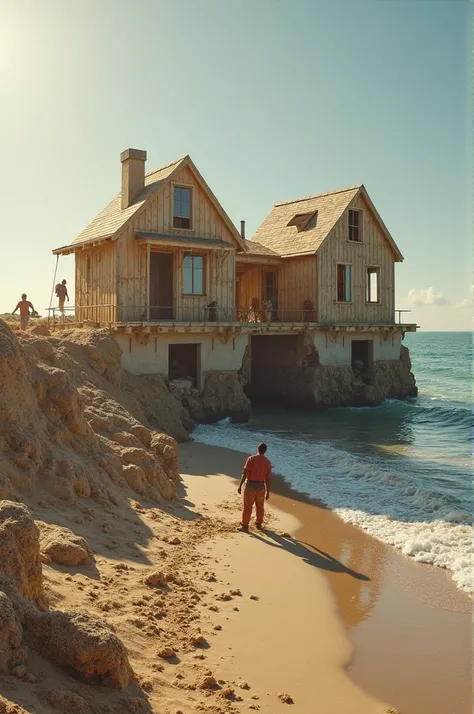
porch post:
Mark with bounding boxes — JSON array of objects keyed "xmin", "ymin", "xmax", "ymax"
[{"xmin": 146, "ymin": 243, "xmax": 151, "ymax": 321}]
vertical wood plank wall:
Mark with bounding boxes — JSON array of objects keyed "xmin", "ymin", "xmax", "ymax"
[
  {"xmin": 237, "ymin": 256, "xmax": 317, "ymax": 321},
  {"xmin": 317, "ymin": 195, "xmax": 395, "ymax": 323},
  {"xmin": 74, "ymin": 242, "xmax": 116, "ymax": 323},
  {"xmin": 115, "ymin": 164, "xmax": 238, "ymax": 321},
  {"xmin": 277, "ymin": 256, "xmax": 317, "ymax": 321}
]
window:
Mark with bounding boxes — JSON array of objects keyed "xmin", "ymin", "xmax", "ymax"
[
  {"xmin": 348, "ymin": 209, "xmax": 362, "ymax": 242},
  {"xmin": 305, "ymin": 213, "xmax": 318, "ymax": 230},
  {"xmin": 337, "ymin": 264, "xmax": 351, "ymax": 302},
  {"xmin": 366, "ymin": 267, "xmax": 379, "ymax": 303},
  {"xmin": 183, "ymin": 254, "xmax": 204, "ymax": 295},
  {"xmin": 173, "ymin": 186, "xmax": 192, "ymax": 229},
  {"xmin": 287, "ymin": 211, "xmax": 318, "ymax": 232}
]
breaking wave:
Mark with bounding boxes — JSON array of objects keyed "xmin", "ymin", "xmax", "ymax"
[{"xmin": 192, "ymin": 418, "xmax": 473, "ymax": 593}]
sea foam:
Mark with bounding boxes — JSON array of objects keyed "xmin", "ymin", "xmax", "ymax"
[{"xmin": 192, "ymin": 421, "xmax": 473, "ymax": 593}]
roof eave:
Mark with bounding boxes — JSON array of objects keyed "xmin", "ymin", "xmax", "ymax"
[{"xmin": 52, "ymin": 234, "xmax": 115, "ymax": 256}]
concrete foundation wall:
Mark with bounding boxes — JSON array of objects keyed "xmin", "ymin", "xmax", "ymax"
[
  {"xmin": 115, "ymin": 332, "xmax": 249, "ymax": 378},
  {"xmin": 314, "ymin": 331, "xmax": 402, "ymax": 366}
]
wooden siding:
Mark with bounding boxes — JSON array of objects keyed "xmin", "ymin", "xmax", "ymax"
[
  {"xmin": 237, "ymin": 256, "xmax": 317, "ymax": 321},
  {"xmin": 74, "ymin": 242, "xmax": 116, "ymax": 323},
  {"xmin": 277, "ymin": 256, "xmax": 318, "ymax": 321},
  {"xmin": 115, "ymin": 163, "xmax": 237, "ymax": 321},
  {"xmin": 317, "ymin": 193, "xmax": 395, "ymax": 324}
]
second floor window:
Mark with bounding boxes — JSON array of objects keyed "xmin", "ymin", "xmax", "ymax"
[
  {"xmin": 348, "ymin": 209, "xmax": 362, "ymax": 242},
  {"xmin": 337, "ymin": 264, "xmax": 351, "ymax": 302},
  {"xmin": 183, "ymin": 254, "xmax": 204, "ymax": 295},
  {"xmin": 173, "ymin": 186, "xmax": 192, "ymax": 229},
  {"xmin": 366, "ymin": 267, "xmax": 379, "ymax": 303}
]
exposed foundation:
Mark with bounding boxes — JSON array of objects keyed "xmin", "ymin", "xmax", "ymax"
[
  {"xmin": 113, "ymin": 327, "xmax": 417, "ymax": 423},
  {"xmin": 245, "ymin": 331, "xmax": 417, "ymax": 408}
]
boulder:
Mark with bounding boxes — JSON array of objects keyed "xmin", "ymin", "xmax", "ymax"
[
  {"xmin": 185, "ymin": 371, "xmax": 251, "ymax": 423},
  {"xmin": 25, "ymin": 609, "xmax": 131, "ymax": 689},
  {"xmin": 0, "ymin": 501, "xmax": 42, "ymax": 603},
  {"xmin": 37, "ymin": 522, "xmax": 93, "ymax": 566},
  {"xmin": 0, "ymin": 591, "xmax": 27, "ymax": 674}
]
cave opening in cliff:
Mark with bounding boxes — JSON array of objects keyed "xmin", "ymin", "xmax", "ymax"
[
  {"xmin": 247, "ymin": 334, "xmax": 302, "ymax": 404},
  {"xmin": 351, "ymin": 339, "xmax": 374, "ymax": 375},
  {"xmin": 168, "ymin": 343, "xmax": 200, "ymax": 387}
]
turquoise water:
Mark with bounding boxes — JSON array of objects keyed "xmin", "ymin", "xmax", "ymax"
[{"xmin": 194, "ymin": 332, "xmax": 473, "ymax": 592}]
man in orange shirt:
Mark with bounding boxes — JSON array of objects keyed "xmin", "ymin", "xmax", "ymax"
[
  {"xmin": 12, "ymin": 294, "xmax": 35, "ymax": 331},
  {"xmin": 237, "ymin": 443, "xmax": 271, "ymax": 532}
]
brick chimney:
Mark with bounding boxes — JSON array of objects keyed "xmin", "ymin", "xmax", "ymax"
[{"xmin": 120, "ymin": 148, "xmax": 147, "ymax": 209}]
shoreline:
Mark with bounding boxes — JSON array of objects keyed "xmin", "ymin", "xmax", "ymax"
[{"xmin": 180, "ymin": 441, "xmax": 471, "ymax": 714}]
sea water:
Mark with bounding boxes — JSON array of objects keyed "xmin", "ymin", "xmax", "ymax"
[{"xmin": 193, "ymin": 332, "xmax": 473, "ymax": 593}]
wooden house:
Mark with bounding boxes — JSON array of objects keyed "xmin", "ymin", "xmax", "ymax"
[{"xmin": 52, "ymin": 150, "xmax": 416, "ymax": 395}]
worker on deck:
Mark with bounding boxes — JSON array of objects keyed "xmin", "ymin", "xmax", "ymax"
[{"xmin": 12, "ymin": 294, "xmax": 35, "ymax": 331}]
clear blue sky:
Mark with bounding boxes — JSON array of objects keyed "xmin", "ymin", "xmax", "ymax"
[{"xmin": 0, "ymin": 0, "xmax": 470, "ymax": 329}]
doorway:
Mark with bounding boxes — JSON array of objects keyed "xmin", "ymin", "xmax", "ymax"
[
  {"xmin": 263, "ymin": 271, "xmax": 278, "ymax": 320},
  {"xmin": 150, "ymin": 253, "xmax": 173, "ymax": 320},
  {"xmin": 351, "ymin": 339, "xmax": 374, "ymax": 373},
  {"xmin": 168, "ymin": 343, "xmax": 200, "ymax": 387}
]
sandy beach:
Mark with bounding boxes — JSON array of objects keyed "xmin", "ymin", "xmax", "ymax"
[
  {"xmin": 180, "ymin": 441, "xmax": 472, "ymax": 714},
  {"xmin": 1, "ymin": 438, "xmax": 471, "ymax": 714}
]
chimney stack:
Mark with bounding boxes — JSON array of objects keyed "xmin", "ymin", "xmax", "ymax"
[
  {"xmin": 120, "ymin": 148, "xmax": 147, "ymax": 209},
  {"xmin": 240, "ymin": 220, "xmax": 246, "ymax": 240}
]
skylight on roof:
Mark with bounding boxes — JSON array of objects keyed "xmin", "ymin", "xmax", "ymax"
[{"xmin": 287, "ymin": 211, "xmax": 318, "ymax": 232}]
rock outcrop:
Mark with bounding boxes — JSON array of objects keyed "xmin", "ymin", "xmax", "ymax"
[
  {"xmin": 0, "ymin": 320, "xmax": 182, "ymax": 506},
  {"xmin": 247, "ymin": 343, "xmax": 417, "ymax": 409},
  {"xmin": 25, "ymin": 609, "xmax": 131, "ymax": 688},
  {"xmin": 0, "ymin": 502, "xmax": 43, "ymax": 604},
  {"xmin": 37, "ymin": 522, "xmax": 93, "ymax": 566},
  {"xmin": 0, "ymin": 500, "xmax": 132, "ymax": 689},
  {"xmin": 170, "ymin": 371, "xmax": 251, "ymax": 423}
]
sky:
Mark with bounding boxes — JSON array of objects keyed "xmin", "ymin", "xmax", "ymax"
[{"xmin": 0, "ymin": 0, "xmax": 471, "ymax": 330}]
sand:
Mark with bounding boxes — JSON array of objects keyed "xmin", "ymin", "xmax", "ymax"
[
  {"xmin": 1, "ymin": 437, "xmax": 471, "ymax": 713},
  {"xmin": 179, "ymin": 442, "xmax": 472, "ymax": 714}
]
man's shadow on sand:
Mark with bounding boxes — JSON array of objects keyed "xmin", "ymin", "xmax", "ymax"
[{"xmin": 249, "ymin": 530, "xmax": 370, "ymax": 582}]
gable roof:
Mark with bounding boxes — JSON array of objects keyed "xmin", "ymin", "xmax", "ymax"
[
  {"xmin": 252, "ymin": 184, "xmax": 403, "ymax": 261},
  {"xmin": 53, "ymin": 155, "xmax": 246, "ymax": 255}
]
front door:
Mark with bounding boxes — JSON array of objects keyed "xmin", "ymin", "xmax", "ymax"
[{"xmin": 150, "ymin": 253, "xmax": 173, "ymax": 320}]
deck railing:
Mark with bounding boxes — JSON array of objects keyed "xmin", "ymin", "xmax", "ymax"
[
  {"xmin": 116, "ymin": 305, "xmax": 318, "ymax": 323},
  {"xmin": 46, "ymin": 304, "xmax": 414, "ymax": 327},
  {"xmin": 395, "ymin": 309, "xmax": 412, "ymax": 324},
  {"xmin": 46, "ymin": 304, "xmax": 319, "ymax": 325}
]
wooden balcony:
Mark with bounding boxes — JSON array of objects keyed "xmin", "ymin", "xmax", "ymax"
[{"xmin": 45, "ymin": 304, "xmax": 417, "ymax": 335}]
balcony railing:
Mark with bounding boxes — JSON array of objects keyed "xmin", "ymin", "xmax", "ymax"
[
  {"xmin": 46, "ymin": 304, "xmax": 415, "ymax": 327},
  {"xmin": 46, "ymin": 304, "xmax": 318, "ymax": 325}
]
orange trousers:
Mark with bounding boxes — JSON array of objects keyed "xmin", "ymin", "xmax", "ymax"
[{"xmin": 241, "ymin": 484, "xmax": 265, "ymax": 527}]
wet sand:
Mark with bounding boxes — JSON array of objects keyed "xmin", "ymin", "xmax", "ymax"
[{"xmin": 181, "ymin": 441, "xmax": 472, "ymax": 714}]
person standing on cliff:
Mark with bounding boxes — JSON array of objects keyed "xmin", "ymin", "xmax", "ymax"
[
  {"xmin": 237, "ymin": 443, "xmax": 271, "ymax": 532},
  {"xmin": 55, "ymin": 279, "xmax": 69, "ymax": 314},
  {"xmin": 12, "ymin": 294, "xmax": 35, "ymax": 330}
]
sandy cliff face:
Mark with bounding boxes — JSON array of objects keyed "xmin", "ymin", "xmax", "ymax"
[{"xmin": 0, "ymin": 321, "xmax": 185, "ymax": 506}]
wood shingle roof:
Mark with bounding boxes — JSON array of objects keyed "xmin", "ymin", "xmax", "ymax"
[
  {"xmin": 252, "ymin": 185, "xmax": 361, "ymax": 258},
  {"xmin": 252, "ymin": 184, "xmax": 403, "ymax": 261},
  {"xmin": 71, "ymin": 158, "xmax": 186, "ymax": 247}
]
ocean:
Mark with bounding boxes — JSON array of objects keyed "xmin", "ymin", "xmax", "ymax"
[{"xmin": 193, "ymin": 332, "xmax": 473, "ymax": 593}]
